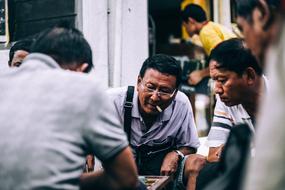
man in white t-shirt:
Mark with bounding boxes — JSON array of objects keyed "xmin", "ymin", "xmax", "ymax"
[
  {"xmin": 176, "ymin": 38, "xmax": 267, "ymax": 190},
  {"xmin": 207, "ymin": 38, "xmax": 267, "ymax": 162}
]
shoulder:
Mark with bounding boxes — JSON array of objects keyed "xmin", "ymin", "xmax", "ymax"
[
  {"xmin": 174, "ymin": 91, "xmax": 190, "ymax": 104},
  {"xmin": 173, "ymin": 91, "xmax": 193, "ymax": 111},
  {"xmin": 107, "ymin": 86, "xmax": 128, "ymax": 99},
  {"xmin": 214, "ymin": 96, "xmax": 243, "ymax": 121},
  {"xmin": 200, "ymin": 22, "xmax": 215, "ymax": 34}
]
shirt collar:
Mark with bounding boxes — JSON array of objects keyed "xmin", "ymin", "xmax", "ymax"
[{"xmin": 131, "ymin": 90, "xmax": 173, "ymax": 122}]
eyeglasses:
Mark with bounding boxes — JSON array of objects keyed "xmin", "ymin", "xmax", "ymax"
[{"xmin": 140, "ymin": 81, "xmax": 176, "ymax": 99}]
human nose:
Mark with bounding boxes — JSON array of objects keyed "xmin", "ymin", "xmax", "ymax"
[
  {"xmin": 149, "ymin": 90, "xmax": 160, "ymax": 101},
  {"xmin": 214, "ymin": 82, "xmax": 223, "ymax": 95}
]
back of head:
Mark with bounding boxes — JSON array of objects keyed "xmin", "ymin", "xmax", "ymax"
[
  {"xmin": 139, "ymin": 54, "xmax": 182, "ymax": 87},
  {"xmin": 209, "ymin": 38, "xmax": 262, "ymax": 76},
  {"xmin": 9, "ymin": 38, "xmax": 34, "ymax": 66},
  {"xmin": 181, "ymin": 4, "xmax": 207, "ymax": 23},
  {"xmin": 31, "ymin": 25, "xmax": 93, "ymax": 73}
]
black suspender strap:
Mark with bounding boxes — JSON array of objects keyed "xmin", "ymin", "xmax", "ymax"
[{"xmin": 124, "ymin": 86, "xmax": 134, "ymax": 142}]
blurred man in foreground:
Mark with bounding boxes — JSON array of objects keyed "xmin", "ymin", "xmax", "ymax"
[
  {"xmin": 236, "ymin": 0, "xmax": 285, "ymax": 189},
  {"xmin": 0, "ymin": 26, "xmax": 139, "ymax": 190}
]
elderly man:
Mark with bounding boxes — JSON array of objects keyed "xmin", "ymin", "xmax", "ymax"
[
  {"xmin": 108, "ymin": 54, "xmax": 200, "ymax": 176},
  {"xmin": 0, "ymin": 26, "xmax": 139, "ymax": 190}
]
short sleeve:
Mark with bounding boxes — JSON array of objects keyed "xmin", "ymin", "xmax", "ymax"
[
  {"xmin": 174, "ymin": 92, "xmax": 200, "ymax": 149},
  {"xmin": 84, "ymin": 86, "xmax": 129, "ymax": 162},
  {"xmin": 207, "ymin": 96, "xmax": 233, "ymax": 147},
  {"xmin": 199, "ymin": 26, "xmax": 223, "ymax": 55}
]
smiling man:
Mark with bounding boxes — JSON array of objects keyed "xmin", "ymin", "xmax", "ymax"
[
  {"xmin": 206, "ymin": 38, "xmax": 267, "ymax": 161},
  {"xmin": 108, "ymin": 54, "xmax": 200, "ymax": 177}
]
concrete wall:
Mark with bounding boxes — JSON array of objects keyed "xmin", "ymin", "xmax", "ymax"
[
  {"xmin": 81, "ymin": 0, "xmax": 109, "ymax": 87},
  {"xmin": 213, "ymin": 0, "xmax": 232, "ymax": 29},
  {"xmin": 108, "ymin": 0, "xmax": 148, "ymax": 87},
  {"xmin": 80, "ymin": 0, "xmax": 148, "ymax": 87}
]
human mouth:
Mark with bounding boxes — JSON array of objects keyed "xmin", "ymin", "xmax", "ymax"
[
  {"xmin": 146, "ymin": 103, "xmax": 159, "ymax": 111},
  {"xmin": 220, "ymin": 97, "xmax": 229, "ymax": 103}
]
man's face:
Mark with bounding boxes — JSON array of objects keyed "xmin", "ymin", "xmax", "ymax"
[
  {"xmin": 210, "ymin": 60, "xmax": 247, "ymax": 107},
  {"xmin": 237, "ymin": 13, "xmax": 269, "ymax": 64},
  {"xmin": 11, "ymin": 50, "xmax": 29, "ymax": 67},
  {"xmin": 137, "ymin": 68, "xmax": 177, "ymax": 115},
  {"xmin": 183, "ymin": 19, "xmax": 197, "ymax": 37}
]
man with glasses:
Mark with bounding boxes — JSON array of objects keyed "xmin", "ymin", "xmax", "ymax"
[{"xmin": 108, "ymin": 54, "xmax": 200, "ymax": 177}]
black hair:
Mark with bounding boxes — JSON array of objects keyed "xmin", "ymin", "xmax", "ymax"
[
  {"xmin": 236, "ymin": 0, "xmax": 280, "ymax": 27},
  {"xmin": 139, "ymin": 54, "xmax": 182, "ymax": 87},
  {"xmin": 181, "ymin": 4, "xmax": 207, "ymax": 23},
  {"xmin": 8, "ymin": 38, "xmax": 34, "ymax": 66},
  {"xmin": 31, "ymin": 25, "xmax": 93, "ymax": 73},
  {"xmin": 209, "ymin": 38, "xmax": 262, "ymax": 76}
]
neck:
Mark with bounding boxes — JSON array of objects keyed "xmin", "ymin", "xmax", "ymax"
[
  {"xmin": 141, "ymin": 112, "xmax": 158, "ymax": 130},
  {"xmin": 197, "ymin": 21, "xmax": 208, "ymax": 33}
]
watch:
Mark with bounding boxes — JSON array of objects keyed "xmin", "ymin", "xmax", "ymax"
[{"xmin": 174, "ymin": 150, "xmax": 185, "ymax": 161}]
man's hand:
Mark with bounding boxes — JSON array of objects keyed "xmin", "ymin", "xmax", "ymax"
[
  {"xmin": 184, "ymin": 154, "xmax": 207, "ymax": 190},
  {"xmin": 184, "ymin": 154, "xmax": 207, "ymax": 179},
  {"xmin": 187, "ymin": 67, "xmax": 209, "ymax": 85},
  {"xmin": 208, "ymin": 144, "xmax": 224, "ymax": 162},
  {"xmin": 160, "ymin": 151, "xmax": 180, "ymax": 176},
  {"xmin": 80, "ymin": 147, "xmax": 138, "ymax": 190},
  {"xmin": 84, "ymin": 154, "xmax": 95, "ymax": 173}
]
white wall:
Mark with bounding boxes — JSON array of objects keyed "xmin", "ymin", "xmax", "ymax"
[
  {"xmin": 108, "ymin": 0, "xmax": 148, "ymax": 87},
  {"xmin": 0, "ymin": 49, "xmax": 9, "ymax": 70},
  {"xmin": 213, "ymin": 0, "xmax": 232, "ymax": 29},
  {"xmin": 80, "ymin": 0, "xmax": 148, "ymax": 88}
]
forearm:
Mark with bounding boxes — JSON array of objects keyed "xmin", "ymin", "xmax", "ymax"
[
  {"xmin": 186, "ymin": 175, "xmax": 198, "ymax": 190},
  {"xmin": 81, "ymin": 147, "xmax": 139, "ymax": 190},
  {"xmin": 200, "ymin": 67, "xmax": 210, "ymax": 78},
  {"xmin": 80, "ymin": 171, "xmax": 118, "ymax": 190}
]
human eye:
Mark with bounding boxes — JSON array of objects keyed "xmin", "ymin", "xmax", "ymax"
[
  {"xmin": 13, "ymin": 62, "xmax": 22, "ymax": 67},
  {"xmin": 217, "ymin": 78, "xmax": 227, "ymax": 84},
  {"xmin": 160, "ymin": 88, "xmax": 172, "ymax": 94},
  {"xmin": 145, "ymin": 83, "xmax": 156, "ymax": 91}
]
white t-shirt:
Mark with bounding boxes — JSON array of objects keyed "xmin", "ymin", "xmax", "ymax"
[
  {"xmin": 207, "ymin": 96, "xmax": 254, "ymax": 147},
  {"xmin": 207, "ymin": 76, "xmax": 268, "ymax": 147}
]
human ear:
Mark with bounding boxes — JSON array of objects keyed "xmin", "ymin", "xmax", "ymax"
[
  {"xmin": 244, "ymin": 67, "xmax": 256, "ymax": 85},
  {"xmin": 76, "ymin": 63, "xmax": 89, "ymax": 73},
  {"xmin": 137, "ymin": 76, "xmax": 142, "ymax": 92},
  {"xmin": 252, "ymin": 0, "xmax": 271, "ymax": 31},
  {"xmin": 189, "ymin": 17, "xmax": 196, "ymax": 24}
]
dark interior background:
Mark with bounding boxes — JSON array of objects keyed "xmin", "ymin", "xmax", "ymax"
[{"xmin": 8, "ymin": 0, "xmax": 76, "ymax": 41}]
